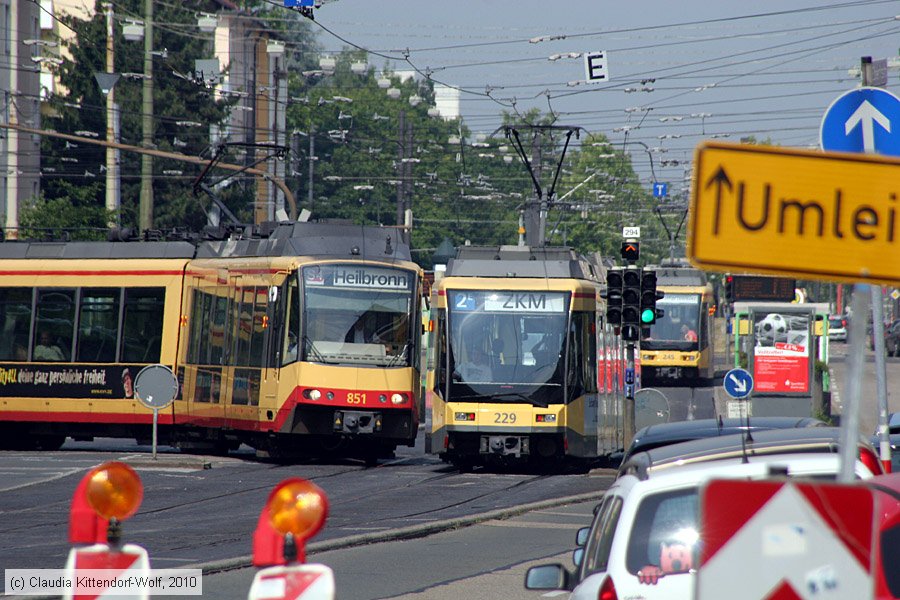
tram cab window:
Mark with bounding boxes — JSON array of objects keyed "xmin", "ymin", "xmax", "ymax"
[
  {"xmin": 34, "ymin": 289, "xmax": 75, "ymax": 361},
  {"xmin": 282, "ymin": 277, "xmax": 300, "ymax": 366},
  {"xmin": 0, "ymin": 288, "xmax": 33, "ymax": 361}
]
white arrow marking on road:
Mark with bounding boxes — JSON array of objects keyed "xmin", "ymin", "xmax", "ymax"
[
  {"xmin": 844, "ymin": 100, "xmax": 891, "ymax": 152},
  {"xmin": 729, "ymin": 373, "xmax": 747, "ymax": 393}
]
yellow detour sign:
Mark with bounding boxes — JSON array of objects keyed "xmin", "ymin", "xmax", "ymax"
[{"xmin": 688, "ymin": 141, "xmax": 900, "ymax": 285}]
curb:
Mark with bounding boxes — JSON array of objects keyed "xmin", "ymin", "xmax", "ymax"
[{"xmin": 191, "ymin": 489, "xmax": 607, "ymax": 574}]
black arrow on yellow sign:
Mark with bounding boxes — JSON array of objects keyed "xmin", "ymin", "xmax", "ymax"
[{"xmin": 705, "ymin": 166, "xmax": 732, "ymax": 235}]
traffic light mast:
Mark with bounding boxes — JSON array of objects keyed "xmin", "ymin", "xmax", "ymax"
[{"xmin": 620, "ymin": 238, "xmax": 639, "ymax": 445}]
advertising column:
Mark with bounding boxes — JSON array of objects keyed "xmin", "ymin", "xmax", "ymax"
[{"xmin": 748, "ymin": 306, "xmax": 816, "ymax": 417}]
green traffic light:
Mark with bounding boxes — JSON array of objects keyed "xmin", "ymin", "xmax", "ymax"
[{"xmin": 641, "ymin": 308, "xmax": 655, "ymax": 323}]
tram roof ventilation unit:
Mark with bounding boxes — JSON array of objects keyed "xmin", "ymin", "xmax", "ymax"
[
  {"xmin": 446, "ymin": 245, "xmax": 600, "ymax": 280},
  {"xmin": 0, "ymin": 241, "xmax": 198, "ymax": 260},
  {"xmin": 655, "ymin": 267, "xmax": 708, "ymax": 286},
  {"xmin": 196, "ymin": 222, "xmax": 412, "ymax": 261}
]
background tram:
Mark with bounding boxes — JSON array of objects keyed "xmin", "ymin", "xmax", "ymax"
[
  {"xmin": 639, "ymin": 265, "xmax": 718, "ymax": 386},
  {"xmin": 0, "ymin": 223, "xmax": 423, "ymax": 463},
  {"xmin": 427, "ymin": 246, "xmax": 624, "ymax": 470}
]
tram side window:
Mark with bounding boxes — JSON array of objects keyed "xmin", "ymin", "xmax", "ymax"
[
  {"xmin": 210, "ymin": 293, "xmax": 228, "ymax": 365},
  {"xmin": 76, "ymin": 288, "xmax": 121, "ymax": 363},
  {"xmin": 234, "ymin": 288, "xmax": 250, "ymax": 366},
  {"xmin": 248, "ymin": 287, "xmax": 267, "ymax": 367},
  {"xmin": 121, "ymin": 288, "xmax": 165, "ymax": 363},
  {"xmin": 188, "ymin": 290, "xmax": 214, "ymax": 365},
  {"xmin": 34, "ymin": 289, "xmax": 75, "ymax": 361},
  {"xmin": 0, "ymin": 288, "xmax": 33, "ymax": 361}
]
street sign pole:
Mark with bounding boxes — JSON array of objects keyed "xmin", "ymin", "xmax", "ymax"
[
  {"xmin": 840, "ymin": 285, "xmax": 869, "ymax": 482},
  {"xmin": 859, "ymin": 60, "xmax": 893, "ymax": 474},
  {"xmin": 152, "ymin": 408, "xmax": 159, "ymax": 460}
]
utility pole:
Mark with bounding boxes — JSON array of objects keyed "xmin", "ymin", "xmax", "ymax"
[
  {"xmin": 396, "ymin": 110, "xmax": 406, "ymax": 237},
  {"xmin": 526, "ymin": 133, "xmax": 542, "ymax": 247},
  {"xmin": 104, "ymin": 3, "xmax": 120, "ymax": 225},
  {"xmin": 308, "ymin": 126, "xmax": 315, "ymax": 214},
  {"xmin": 139, "ymin": 0, "xmax": 154, "ymax": 230},
  {"xmin": 5, "ymin": 0, "xmax": 19, "ymax": 239}
]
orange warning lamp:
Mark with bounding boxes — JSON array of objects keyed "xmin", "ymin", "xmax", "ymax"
[
  {"xmin": 266, "ymin": 478, "xmax": 328, "ymax": 540},
  {"xmin": 85, "ymin": 462, "xmax": 143, "ymax": 521}
]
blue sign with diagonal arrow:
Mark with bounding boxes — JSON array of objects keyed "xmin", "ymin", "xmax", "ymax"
[
  {"xmin": 820, "ymin": 87, "xmax": 900, "ymax": 156},
  {"xmin": 724, "ymin": 368, "xmax": 753, "ymax": 399}
]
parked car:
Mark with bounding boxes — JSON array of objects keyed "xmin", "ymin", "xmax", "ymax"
[
  {"xmin": 867, "ymin": 473, "xmax": 900, "ymax": 600},
  {"xmin": 525, "ymin": 454, "xmax": 877, "ymax": 600},
  {"xmin": 615, "ymin": 416, "xmax": 826, "ymax": 468},
  {"xmin": 870, "ymin": 412, "xmax": 900, "ymax": 473},
  {"xmin": 828, "ymin": 315, "xmax": 848, "ymax": 342},
  {"xmin": 619, "ymin": 426, "xmax": 883, "ymax": 479}
]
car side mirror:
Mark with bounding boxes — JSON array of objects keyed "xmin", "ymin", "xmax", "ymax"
[
  {"xmin": 572, "ymin": 547, "xmax": 585, "ymax": 568},
  {"xmin": 576, "ymin": 526, "xmax": 590, "ymax": 547},
  {"xmin": 524, "ymin": 564, "xmax": 571, "ymax": 591}
]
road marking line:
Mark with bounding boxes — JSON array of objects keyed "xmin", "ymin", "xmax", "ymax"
[
  {"xmin": 0, "ymin": 467, "xmax": 83, "ymax": 492},
  {"xmin": 485, "ymin": 520, "xmax": 580, "ymax": 529}
]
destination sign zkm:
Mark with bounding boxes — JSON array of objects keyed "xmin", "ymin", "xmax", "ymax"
[
  {"xmin": 451, "ymin": 291, "xmax": 567, "ymax": 313},
  {"xmin": 688, "ymin": 141, "xmax": 900, "ymax": 284}
]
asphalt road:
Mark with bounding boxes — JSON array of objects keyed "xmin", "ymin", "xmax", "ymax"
[{"xmin": 0, "ymin": 434, "xmax": 615, "ymax": 596}]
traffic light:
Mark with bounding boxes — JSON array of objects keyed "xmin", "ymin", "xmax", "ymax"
[
  {"xmin": 622, "ymin": 267, "xmax": 642, "ymax": 325},
  {"xmin": 640, "ymin": 269, "xmax": 665, "ymax": 325},
  {"xmin": 725, "ymin": 275, "xmax": 734, "ymax": 304},
  {"xmin": 620, "ymin": 241, "xmax": 640, "ymax": 262},
  {"xmin": 604, "ymin": 268, "xmax": 623, "ymax": 325}
]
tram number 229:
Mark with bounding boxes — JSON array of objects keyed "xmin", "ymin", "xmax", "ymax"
[
  {"xmin": 347, "ymin": 392, "xmax": 367, "ymax": 405},
  {"xmin": 494, "ymin": 412, "xmax": 517, "ymax": 424}
]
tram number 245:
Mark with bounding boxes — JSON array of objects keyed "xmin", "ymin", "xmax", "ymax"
[{"xmin": 494, "ymin": 412, "xmax": 517, "ymax": 424}]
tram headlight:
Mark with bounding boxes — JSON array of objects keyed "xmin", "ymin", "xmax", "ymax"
[
  {"xmin": 379, "ymin": 394, "xmax": 388, "ymax": 403},
  {"xmin": 390, "ymin": 393, "xmax": 405, "ymax": 405},
  {"xmin": 85, "ymin": 461, "xmax": 143, "ymax": 521},
  {"xmin": 326, "ymin": 391, "xmax": 335, "ymax": 400},
  {"xmin": 266, "ymin": 478, "xmax": 328, "ymax": 540},
  {"xmin": 304, "ymin": 389, "xmax": 322, "ymax": 401}
]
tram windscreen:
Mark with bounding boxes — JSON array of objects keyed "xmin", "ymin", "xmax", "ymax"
[
  {"xmin": 447, "ymin": 290, "xmax": 569, "ymax": 404},
  {"xmin": 644, "ymin": 293, "xmax": 701, "ymax": 349},
  {"xmin": 301, "ymin": 264, "xmax": 415, "ymax": 367}
]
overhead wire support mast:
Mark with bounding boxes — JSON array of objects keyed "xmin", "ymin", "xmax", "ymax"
[{"xmin": 503, "ymin": 125, "xmax": 582, "ymax": 247}]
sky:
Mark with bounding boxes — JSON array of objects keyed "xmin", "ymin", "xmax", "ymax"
[{"xmin": 299, "ymin": 0, "xmax": 900, "ymax": 196}]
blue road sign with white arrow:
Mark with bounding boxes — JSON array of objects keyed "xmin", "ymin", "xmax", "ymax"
[
  {"xmin": 724, "ymin": 368, "xmax": 753, "ymax": 399},
  {"xmin": 820, "ymin": 87, "xmax": 900, "ymax": 156}
]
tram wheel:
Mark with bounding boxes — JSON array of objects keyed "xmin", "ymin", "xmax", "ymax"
[
  {"xmin": 33, "ymin": 435, "xmax": 66, "ymax": 451},
  {"xmin": 452, "ymin": 458, "xmax": 474, "ymax": 473}
]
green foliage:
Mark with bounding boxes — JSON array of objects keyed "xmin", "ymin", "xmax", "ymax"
[{"xmin": 20, "ymin": 182, "xmax": 114, "ymax": 240}]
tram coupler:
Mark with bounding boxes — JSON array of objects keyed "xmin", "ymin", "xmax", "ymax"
[
  {"xmin": 480, "ymin": 435, "xmax": 530, "ymax": 457},
  {"xmin": 333, "ymin": 411, "xmax": 381, "ymax": 434}
]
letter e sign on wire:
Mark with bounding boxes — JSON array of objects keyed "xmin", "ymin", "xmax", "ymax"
[{"xmin": 584, "ymin": 51, "xmax": 609, "ymax": 82}]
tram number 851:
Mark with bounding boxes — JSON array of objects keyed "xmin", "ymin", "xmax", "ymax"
[
  {"xmin": 494, "ymin": 412, "xmax": 517, "ymax": 424},
  {"xmin": 347, "ymin": 392, "xmax": 367, "ymax": 405}
]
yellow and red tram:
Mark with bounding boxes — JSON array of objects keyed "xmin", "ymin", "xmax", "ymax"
[
  {"xmin": 427, "ymin": 246, "xmax": 624, "ymax": 470},
  {"xmin": 0, "ymin": 223, "xmax": 423, "ymax": 462}
]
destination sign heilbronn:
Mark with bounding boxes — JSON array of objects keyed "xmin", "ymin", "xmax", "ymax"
[{"xmin": 688, "ymin": 141, "xmax": 900, "ymax": 284}]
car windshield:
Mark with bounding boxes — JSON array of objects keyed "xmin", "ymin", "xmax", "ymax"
[
  {"xmin": 829, "ymin": 318, "xmax": 844, "ymax": 328},
  {"xmin": 626, "ymin": 488, "xmax": 699, "ymax": 577}
]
